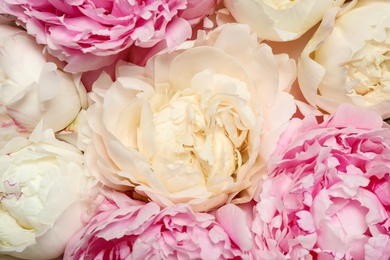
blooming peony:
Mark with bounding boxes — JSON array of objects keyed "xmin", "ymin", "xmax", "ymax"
[
  {"xmin": 298, "ymin": 0, "xmax": 390, "ymax": 119},
  {"xmin": 64, "ymin": 189, "xmax": 250, "ymax": 259},
  {"xmin": 252, "ymin": 104, "xmax": 390, "ymax": 259},
  {"xmin": 0, "ymin": 24, "xmax": 86, "ymax": 133},
  {"xmin": 0, "ymin": 0, "xmax": 216, "ymax": 73},
  {"xmin": 223, "ymin": 0, "xmax": 345, "ymax": 41},
  {"xmin": 85, "ymin": 23, "xmax": 297, "ymax": 212},
  {"xmin": 0, "ymin": 124, "xmax": 97, "ymax": 259}
]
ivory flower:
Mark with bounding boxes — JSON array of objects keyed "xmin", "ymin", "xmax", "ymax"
[
  {"xmin": 298, "ymin": 0, "xmax": 390, "ymax": 118},
  {"xmin": 0, "ymin": 126, "xmax": 96, "ymax": 260},
  {"xmin": 223, "ymin": 0, "xmax": 345, "ymax": 41},
  {"xmin": 86, "ymin": 23, "xmax": 297, "ymax": 212},
  {"xmin": 0, "ymin": 24, "xmax": 86, "ymax": 133}
]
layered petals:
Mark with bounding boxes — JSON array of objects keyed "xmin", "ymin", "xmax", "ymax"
[
  {"xmin": 0, "ymin": 125, "xmax": 97, "ymax": 259},
  {"xmin": 64, "ymin": 189, "xmax": 248, "ymax": 259},
  {"xmin": 0, "ymin": 25, "xmax": 86, "ymax": 134},
  {"xmin": 0, "ymin": 0, "xmax": 217, "ymax": 73},
  {"xmin": 298, "ymin": 0, "xmax": 390, "ymax": 118},
  {"xmin": 252, "ymin": 104, "xmax": 390, "ymax": 258},
  {"xmin": 85, "ymin": 23, "xmax": 297, "ymax": 212}
]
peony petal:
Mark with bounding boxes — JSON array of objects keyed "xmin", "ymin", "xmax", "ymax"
[
  {"xmin": 296, "ymin": 210, "xmax": 316, "ymax": 233},
  {"xmin": 326, "ymin": 104, "xmax": 384, "ymax": 130},
  {"xmin": 215, "ymin": 203, "xmax": 253, "ymax": 251}
]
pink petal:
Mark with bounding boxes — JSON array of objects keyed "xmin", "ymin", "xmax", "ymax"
[
  {"xmin": 326, "ymin": 104, "xmax": 383, "ymax": 130},
  {"xmin": 296, "ymin": 210, "xmax": 315, "ymax": 233},
  {"xmin": 216, "ymin": 204, "xmax": 253, "ymax": 251}
]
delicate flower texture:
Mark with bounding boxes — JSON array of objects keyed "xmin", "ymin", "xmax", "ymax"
[
  {"xmin": 0, "ymin": 114, "xmax": 28, "ymax": 147},
  {"xmin": 0, "ymin": 125, "xmax": 96, "ymax": 260},
  {"xmin": 0, "ymin": 24, "xmax": 86, "ymax": 133},
  {"xmin": 0, "ymin": 0, "xmax": 216, "ymax": 73},
  {"xmin": 298, "ymin": 0, "xmax": 390, "ymax": 119},
  {"xmin": 252, "ymin": 104, "xmax": 390, "ymax": 259},
  {"xmin": 56, "ymin": 109, "xmax": 91, "ymax": 152},
  {"xmin": 64, "ymin": 189, "xmax": 249, "ymax": 260},
  {"xmin": 86, "ymin": 23, "xmax": 297, "ymax": 212},
  {"xmin": 223, "ymin": 0, "xmax": 345, "ymax": 41}
]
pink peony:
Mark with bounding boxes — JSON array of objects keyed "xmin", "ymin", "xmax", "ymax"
[
  {"xmin": 252, "ymin": 104, "xmax": 390, "ymax": 259},
  {"xmin": 0, "ymin": 0, "xmax": 216, "ymax": 73},
  {"xmin": 64, "ymin": 189, "xmax": 250, "ymax": 259}
]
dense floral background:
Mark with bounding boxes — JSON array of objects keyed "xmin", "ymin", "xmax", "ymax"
[{"xmin": 0, "ymin": 0, "xmax": 389, "ymax": 259}]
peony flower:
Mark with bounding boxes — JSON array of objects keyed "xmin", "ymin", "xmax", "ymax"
[
  {"xmin": 223, "ymin": 0, "xmax": 345, "ymax": 42},
  {"xmin": 64, "ymin": 188, "xmax": 250, "ymax": 260},
  {"xmin": 0, "ymin": 0, "xmax": 216, "ymax": 73},
  {"xmin": 298, "ymin": 0, "xmax": 390, "ymax": 119},
  {"xmin": 0, "ymin": 24, "xmax": 86, "ymax": 133},
  {"xmin": 252, "ymin": 104, "xmax": 390, "ymax": 259},
  {"xmin": 0, "ymin": 124, "xmax": 97, "ymax": 260},
  {"xmin": 85, "ymin": 23, "xmax": 297, "ymax": 212}
]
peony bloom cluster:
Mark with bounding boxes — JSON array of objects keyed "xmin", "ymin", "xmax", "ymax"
[
  {"xmin": 299, "ymin": 0, "xmax": 390, "ymax": 118},
  {"xmin": 252, "ymin": 104, "xmax": 390, "ymax": 259},
  {"xmin": 85, "ymin": 23, "xmax": 297, "ymax": 212},
  {"xmin": 0, "ymin": 0, "xmax": 216, "ymax": 73},
  {"xmin": 1, "ymin": 0, "xmax": 390, "ymax": 259},
  {"xmin": 0, "ymin": 24, "xmax": 86, "ymax": 134},
  {"xmin": 0, "ymin": 126, "xmax": 96, "ymax": 260},
  {"xmin": 64, "ymin": 188, "xmax": 251, "ymax": 259}
]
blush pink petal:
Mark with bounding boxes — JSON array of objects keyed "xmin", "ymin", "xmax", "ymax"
[
  {"xmin": 326, "ymin": 104, "xmax": 384, "ymax": 130},
  {"xmin": 295, "ymin": 210, "xmax": 315, "ymax": 233},
  {"xmin": 216, "ymin": 204, "xmax": 253, "ymax": 251},
  {"xmin": 365, "ymin": 234, "xmax": 390, "ymax": 260}
]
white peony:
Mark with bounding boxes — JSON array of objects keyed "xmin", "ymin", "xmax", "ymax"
[
  {"xmin": 0, "ymin": 24, "xmax": 86, "ymax": 133},
  {"xmin": 86, "ymin": 23, "xmax": 297, "ymax": 212},
  {"xmin": 223, "ymin": 0, "xmax": 345, "ymax": 41},
  {"xmin": 298, "ymin": 0, "xmax": 390, "ymax": 118},
  {"xmin": 0, "ymin": 124, "xmax": 96, "ymax": 260}
]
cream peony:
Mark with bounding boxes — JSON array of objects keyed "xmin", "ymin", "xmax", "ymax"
[
  {"xmin": 298, "ymin": 0, "xmax": 390, "ymax": 118},
  {"xmin": 223, "ymin": 0, "xmax": 345, "ymax": 41},
  {"xmin": 0, "ymin": 24, "xmax": 86, "ymax": 133},
  {"xmin": 0, "ymin": 125, "xmax": 96, "ymax": 259},
  {"xmin": 86, "ymin": 23, "xmax": 297, "ymax": 212}
]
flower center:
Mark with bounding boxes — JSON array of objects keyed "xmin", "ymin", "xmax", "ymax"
[
  {"xmin": 147, "ymin": 73, "xmax": 254, "ymax": 193},
  {"xmin": 346, "ymin": 39, "xmax": 390, "ymax": 104},
  {"xmin": 153, "ymin": 93, "xmax": 206, "ymax": 173},
  {"xmin": 152, "ymin": 90, "xmax": 247, "ymax": 177}
]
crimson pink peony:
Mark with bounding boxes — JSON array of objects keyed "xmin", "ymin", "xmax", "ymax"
[
  {"xmin": 0, "ymin": 0, "xmax": 216, "ymax": 73},
  {"xmin": 64, "ymin": 189, "xmax": 251, "ymax": 259},
  {"xmin": 252, "ymin": 104, "xmax": 390, "ymax": 259}
]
